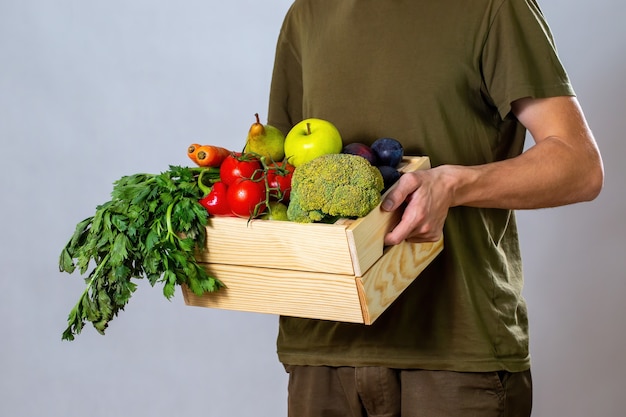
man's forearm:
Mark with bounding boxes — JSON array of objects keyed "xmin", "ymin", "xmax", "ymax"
[{"xmin": 445, "ymin": 133, "xmax": 604, "ymax": 210}]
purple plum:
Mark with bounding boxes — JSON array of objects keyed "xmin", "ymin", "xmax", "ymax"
[
  {"xmin": 342, "ymin": 142, "xmax": 378, "ymax": 165},
  {"xmin": 371, "ymin": 137, "xmax": 404, "ymax": 167},
  {"xmin": 377, "ymin": 165, "xmax": 401, "ymax": 193}
]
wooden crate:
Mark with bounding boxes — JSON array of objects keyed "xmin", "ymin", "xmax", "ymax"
[{"xmin": 182, "ymin": 156, "xmax": 443, "ymax": 324}]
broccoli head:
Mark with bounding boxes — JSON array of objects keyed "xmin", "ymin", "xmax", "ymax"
[{"xmin": 286, "ymin": 153, "xmax": 385, "ymax": 223}]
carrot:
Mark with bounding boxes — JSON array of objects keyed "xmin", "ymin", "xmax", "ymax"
[
  {"xmin": 195, "ymin": 145, "xmax": 231, "ymax": 167},
  {"xmin": 187, "ymin": 143, "xmax": 202, "ymax": 165}
]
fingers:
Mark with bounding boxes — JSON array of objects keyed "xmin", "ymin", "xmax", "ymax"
[
  {"xmin": 384, "ymin": 217, "xmax": 415, "ymax": 246},
  {"xmin": 384, "ymin": 212, "xmax": 442, "ymax": 245},
  {"xmin": 381, "ymin": 172, "xmax": 421, "ymax": 212}
]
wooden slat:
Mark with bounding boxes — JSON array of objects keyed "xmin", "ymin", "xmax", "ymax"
[
  {"xmin": 345, "ymin": 206, "xmax": 402, "ymax": 277},
  {"xmin": 182, "ymin": 263, "xmax": 365, "ymax": 323},
  {"xmin": 197, "ymin": 216, "xmax": 355, "ymax": 275},
  {"xmin": 357, "ymin": 237, "xmax": 443, "ymax": 324}
]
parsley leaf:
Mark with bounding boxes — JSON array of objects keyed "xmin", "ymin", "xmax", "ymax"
[{"xmin": 59, "ymin": 165, "xmax": 222, "ymax": 340}]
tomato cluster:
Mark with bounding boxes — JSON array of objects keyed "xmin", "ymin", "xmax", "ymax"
[{"xmin": 198, "ymin": 152, "xmax": 294, "ymax": 219}]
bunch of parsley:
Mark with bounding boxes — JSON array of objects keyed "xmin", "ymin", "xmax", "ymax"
[{"xmin": 58, "ymin": 165, "xmax": 223, "ymax": 341}]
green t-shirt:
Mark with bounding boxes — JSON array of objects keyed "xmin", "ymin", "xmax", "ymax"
[{"xmin": 267, "ymin": 0, "xmax": 574, "ymax": 372}]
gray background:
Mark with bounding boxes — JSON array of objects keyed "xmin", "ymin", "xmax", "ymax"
[{"xmin": 1, "ymin": 1, "xmax": 624, "ymax": 416}]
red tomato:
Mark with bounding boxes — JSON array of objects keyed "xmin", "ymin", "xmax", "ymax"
[
  {"xmin": 219, "ymin": 154, "xmax": 262, "ymax": 185},
  {"xmin": 267, "ymin": 161, "xmax": 295, "ymax": 202},
  {"xmin": 198, "ymin": 181, "xmax": 233, "ymax": 216},
  {"xmin": 227, "ymin": 177, "xmax": 267, "ymax": 218}
]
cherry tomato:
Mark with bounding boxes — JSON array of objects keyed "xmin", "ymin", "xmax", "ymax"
[
  {"xmin": 267, "ymin": 161, "xmax": 295, "ymax": 202},
  {"xmin": 219, "ymin": 153, "xmax": 262, "ymax": 185},
  {"xmin": 198, "ymin": 181, "xmax": 233, "ymax": 216},
  {"xmin": 227, "ymin": 177, "xmax": 267, "ymax": 218}
]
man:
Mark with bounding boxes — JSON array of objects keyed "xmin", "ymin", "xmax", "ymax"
[{"xmin": 267, "ymin": 1, "xmax": 604, "ymax": 416}]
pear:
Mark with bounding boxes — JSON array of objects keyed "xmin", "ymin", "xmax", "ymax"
[
  {"xmin": 260, "ymin": 201, "xmax": 289, "ymax": 221},
  {"xmin": 244, "ymin": 113, "xmax": 286, "ymax": 162}
]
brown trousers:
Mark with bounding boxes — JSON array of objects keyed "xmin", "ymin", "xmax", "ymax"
[{"xmin": 285, "ymin": 366, "xmax": 532, "ymax": 417}]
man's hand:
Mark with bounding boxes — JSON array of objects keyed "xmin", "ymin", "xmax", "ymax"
[{"xmin": 381, "ymin": 167, "xmax": 454, "ymax": 245}]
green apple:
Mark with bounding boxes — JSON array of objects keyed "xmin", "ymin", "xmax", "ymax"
[{"xmin": 284, "ymin": 118, "xmax": 343, "ymax": 167}]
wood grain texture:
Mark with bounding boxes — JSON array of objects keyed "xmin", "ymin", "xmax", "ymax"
[
  {"xmin": 196, "ymin": 217, "xmax": 355, "ymax": 275},
  {"xmin": 357, "ymin": 237, "xmax": 444, "ymax": 324},
  {"xmin": 182, "ymin": 263, "xmax": 365, "ymax": 323}
]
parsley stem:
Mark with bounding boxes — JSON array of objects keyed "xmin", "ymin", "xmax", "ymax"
[
  {"xmin": 165, "ymin": 201, "xmax": 177, "ymax": 242},
  {"xmin": 79, "ymin": 252, "xmax": 110, "ymax": 299}
]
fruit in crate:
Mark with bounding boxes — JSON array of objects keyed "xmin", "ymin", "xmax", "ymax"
[
  {"xmin": 199, "ymin": 181, "xmax": 233, "ymax": 216},
  {"xmin": 284, "ymin": 118, "xmax": 343, "ymax": 167},
  {"xmin": 267, "ymin": 161, "xmax": 295, "ymax": 203},
  {"xmin": 371, "ymin": 137, "xmax": 404, "ymax": 167},
  {"xmin": 243, "ymin": 113, "xmax": 285, "ymax": 162},
  {"xmin": 227, "ymin": 174, "xmax": 267, "ymax": 218},
  {"xmin": 260, "ymin": 201, "xmax": 289, "ymax": 221},
  {"xmin": 342, "ymin": 142, "xmax": 378, "ymax": 166},
  {"xmin": 377, "ymin": 165, "xmax": 402, "ymax": 193},
  {"xmin": 219, "ymin": 153, "xmax": 263, "ymax": 186}
]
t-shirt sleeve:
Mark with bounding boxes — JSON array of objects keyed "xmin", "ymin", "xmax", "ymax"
[
  {"xmin": 267, "ymin": 6, "xmax": 304, "ymax": 136},
  {"xmin": 482, "ymin": 0, "xmax": 575, "ymax": 119}
]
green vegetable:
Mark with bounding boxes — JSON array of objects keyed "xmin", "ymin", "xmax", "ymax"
[
  {"xmin": 286, "ymin": 153, "xmax": 385, "ymax": 223},
  {"xmin": 58, "ymin": 165, "xmax": 224, "ymax": 341}
]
